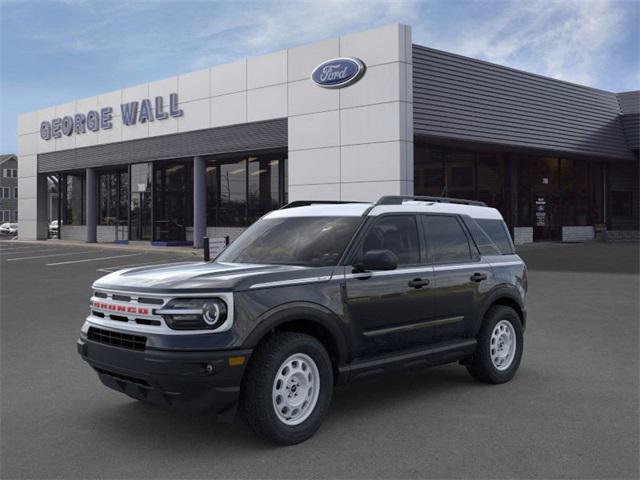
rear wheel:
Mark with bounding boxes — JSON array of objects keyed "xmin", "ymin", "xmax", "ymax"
[
  {"xmin": 467, "ymin": 305, "xmax": 523, "ymax": 384},
  {"xmin": 240, "ymin": 332, "xmax": 333, "ymax": 445}
]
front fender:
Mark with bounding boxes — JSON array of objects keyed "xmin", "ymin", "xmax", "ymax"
[{"xmin": 243, "ymin": 301, "xmax": 351, "ymax": 365}]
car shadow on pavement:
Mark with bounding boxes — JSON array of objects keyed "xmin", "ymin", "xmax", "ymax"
[
  {"xmin": 517, "ymin": 242, "xmax": 639, "ymax": 274},
  {"xmin": 81, "ymin": 363, "xmax": 512, "ymax": 450}
]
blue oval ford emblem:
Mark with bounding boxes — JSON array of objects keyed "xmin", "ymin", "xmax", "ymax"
[{"xmin": 311, "ymin": 57, "xmax": 366, "ymax": 89}]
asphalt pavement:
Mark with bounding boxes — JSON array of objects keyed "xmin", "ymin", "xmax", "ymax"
[{"xmin": 0, "ymin": 240, "xmax": 638, "ymax": 479}]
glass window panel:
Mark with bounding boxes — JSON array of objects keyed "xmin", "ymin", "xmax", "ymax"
[
  {"xmin": 477, "ymin": 153, "xmax": 505, "ymax": 215},
  {"xmin": 219, "ymin": 158, "xmax": 247, "ymax": 227},
  {"xmin": 63, "ymin": 174, "xmax": 84, "ymax": 225},
  {"xmin": 154, "ymin": 161, "xmax": 192, "ymax": 241},
  {"xmin": 476, "ymin": 219, "xmax": 514, "ymax": 255},
  {"xmin": 516, "ymin": 157, "xmax": 531, "ymax": 227},
  {"xmin": 423, "ymin": 215, "xmax": 472, "ymax": 263},
  {"xmin": 574, "ymin": 161, "xmax": 589, "ymax": 226},
  {"xmin": 414, "ymin": 144, "xmax": 444, "ymax": 196},
  {"xmin": 119, "ymin": 171, "xmax": 129, "ymax": 222},
  {"xmin": 445, "ymin": 151, "xmax": 475, "ymax": 199},
  {"xmin": 589, "ymin": 162, "xmax": 604, "ymax": 225},
  {"xmin": 130, "ymin": 163, "xmax": 152, "ymax": 193},
  {"xmin": 248, "ymin": 156, "xmax": 280, "ymax": 223},
  {"xmin": 360, "ymin": 216, "xmax": 420, "ymax": 265},
  {"xmin": 206, "ymin": 163, "xmax": 219, "ymax": 226},
  {"xmin": 99, "ymin": 174, "xmax": 109, "ymax": 224}
]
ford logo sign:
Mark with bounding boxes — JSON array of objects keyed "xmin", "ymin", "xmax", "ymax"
[{"xmin": 311, "ymin": 57, "xmax": 366, "ymax": 89}]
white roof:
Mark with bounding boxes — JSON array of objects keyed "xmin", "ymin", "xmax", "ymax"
[{"xmin": 265, "ymin": 201, "xmax": 504, "ymax": 221}]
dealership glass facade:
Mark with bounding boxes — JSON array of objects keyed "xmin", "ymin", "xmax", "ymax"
[
  {"xmin": 414, "ymin": 140, "xmax": 638, "ymax": 240},
  {"xmin": 206, "ymin": 151, "xmax": 287, "ymax": 227},
  {"xmin": 53, "ymin": 150, "xmax": 288, "ymax": 243}
]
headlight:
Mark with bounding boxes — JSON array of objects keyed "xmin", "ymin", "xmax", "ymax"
[{"xmin": 157, "ymin": 298, "xmax": 228, "ymax": 330}]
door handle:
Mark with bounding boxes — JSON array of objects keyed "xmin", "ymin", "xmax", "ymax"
[
  {"xmin": 470, "ymin": 272, "xmax": 488, "ymax": 282},
  {"xmin": 408, "ymin": 278, "xmax": 430, "ymax": 289}
]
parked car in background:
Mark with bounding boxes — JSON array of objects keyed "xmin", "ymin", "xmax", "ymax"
[
  {"xmin": 0, "ymin": 223, "xmax": 18, "ymax": 236},
  {"xmin": 49, "ymin": 220, "xmax": 60, "ymax": 238}
]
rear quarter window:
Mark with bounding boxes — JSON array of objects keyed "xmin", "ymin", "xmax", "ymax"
[{"xmin": 475, "ymin": 219, "xmax": 515, "ymax": 255}]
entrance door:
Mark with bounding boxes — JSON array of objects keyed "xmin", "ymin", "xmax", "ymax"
[
  {"xmin": 532, "ymin": 157, "xmax": 561, "ymax": 240},
  {"xmin": 153, "ymin": 161, "xmax": 191, "ymax": 242},
  {"xmin": 130, "ymin": 192, "xmax": 151, "ymax": 241}
]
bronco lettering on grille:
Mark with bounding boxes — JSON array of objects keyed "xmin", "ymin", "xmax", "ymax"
[{"xmin": 90, "ymin": 300, "xmax": 150, "ymax": 316}]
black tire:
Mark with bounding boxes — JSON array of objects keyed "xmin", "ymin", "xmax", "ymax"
[
  {"xmin": 467, "ymin": 305, "xmax": 523, "ymax": 384},
  {"xmin": 240, "ymin": 331, "xmax": 333, "ymax": 445}
]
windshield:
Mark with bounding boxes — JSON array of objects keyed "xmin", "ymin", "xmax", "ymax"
[{"xmin": 216, "ymin": 216, "xmax": 361, "ymax": 267}]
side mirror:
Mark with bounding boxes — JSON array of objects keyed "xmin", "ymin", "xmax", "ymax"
[{"xmin": 354, "ymin": 249, "xmax": 398, "ymax": 272}]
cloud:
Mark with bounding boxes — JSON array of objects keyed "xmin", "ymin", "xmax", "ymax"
[{"xmin": 414, "ymin": 0, "xmax": 637, "ymax": 88}]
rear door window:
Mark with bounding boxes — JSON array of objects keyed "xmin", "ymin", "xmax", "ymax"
[{"xmin": 422, "ymin": 215, "xmax": 473, "ymax": 264}]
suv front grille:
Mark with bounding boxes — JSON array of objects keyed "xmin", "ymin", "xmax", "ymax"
[{"xmin": 88, "ymin": 327, "xmax": 146, "ymax": 351}]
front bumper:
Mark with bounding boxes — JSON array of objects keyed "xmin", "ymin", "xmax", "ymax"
[{"xmin": 77, "ymin": 336, "xmax": 251, "ymax": 416}]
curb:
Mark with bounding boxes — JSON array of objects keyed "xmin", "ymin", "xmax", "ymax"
[{"xmin": 4, "ymin": 239, "xmax": 203, "ymax": 257}]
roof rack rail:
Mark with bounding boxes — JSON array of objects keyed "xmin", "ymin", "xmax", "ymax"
[
  {"xmin": 375, "ymin": 195, "xmax": 487, "ymax": 207},
  {"xmin": 279, "ymin": 200, "xmax": 362, "ymax": 210}
]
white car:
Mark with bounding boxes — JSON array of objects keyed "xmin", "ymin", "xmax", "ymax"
[
  {"xmin": 0, "ymin": 223, "xmax": 18, "ymax": 236},
  {"xmin": 49, "ymin": 220, "xmax": 60, "ymax": 238}
]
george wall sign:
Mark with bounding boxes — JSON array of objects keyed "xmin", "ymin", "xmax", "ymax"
[
  {"xmin": 311, "ymin": 57, "xmax": 366, "ymax": 89},
  {"xmin": 40, "ymin": 93, "xmax": 184, "ymax": 140}
]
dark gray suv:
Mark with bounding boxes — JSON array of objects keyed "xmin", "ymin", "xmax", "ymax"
[{"xmin": 78, "ymin": 196, "xmax": 527, "ymax": 445}]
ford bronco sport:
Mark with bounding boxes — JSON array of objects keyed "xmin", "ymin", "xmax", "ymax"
[{"xmin": 78, "ymin": 196, "xmax": 527, "ymax": 445}]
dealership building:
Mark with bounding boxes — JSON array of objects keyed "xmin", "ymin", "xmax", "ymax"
[{"xmin": 17, "ymin": 24, "xmax": 639, "ymax": 246}]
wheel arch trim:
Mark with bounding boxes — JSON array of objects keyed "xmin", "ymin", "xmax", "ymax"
[
  {"xmin": 481, "ymin": 287, "xmax": 526, "ymax": 329},
  {"xmin": 243, "ymin": 302, "xmax": 351, "ymax": 366}
]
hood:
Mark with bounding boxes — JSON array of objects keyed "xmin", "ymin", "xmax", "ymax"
[{"xmin": 92, "ymin": 261, "xmax": 319, "ymax": 293}]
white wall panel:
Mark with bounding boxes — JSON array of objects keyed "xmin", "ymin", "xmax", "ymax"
[
  {"xmin": 288, "ymin": 38, "xmax": 340, "ymax": 82},
  {"xmin": 18, "ymin": 112, "xmax": 38, "ymax": 135},
  {"xmin": 247, "ymin": 84, "xmax": 287, "ymax": 122},
  {"xmin": 289, "ymin": 110, "xmax": 340, "ymax": 151},
  {"xmin": 211, "ymin": 91, "xmax": 247, "ymax": 127},
  {"xmin": 288, "ymin": 79, "xmax": 339, "ymax": 116},
  {"xmin": 211, "ymin": 59, "xmax": 246, "ymax": 96},
  {"xmin": 98, "ymin": 89, "xmax": 122, "ymax": 110},
  {"xmin": 18, "ymin": 133, "xmax": 38, "ymax": 156},
  {"xmin": 340, "ymin": 180, "xmax": 412, "ymax": 202},
  {"xmin": 177, "ymin": 98, "xmax": 210, "ymax": 133},
  {"xmin": 76, "ymin": 95, "xmax": 99, "ymax": 113},
  {"xmin": 122, "ymin": 84, "xmax": 149, "ymax": 104},
  {"xmin": 341, "ymin": 142, "xmax": 403, "ymax": 182},
  {"xmin": 248, "ymin": 50, "xmax": 287, "ymax": 89},
  {"xmin": 289, "ymin": 183, "xmax": 341, "ymax": 201},
  {"xmin": 17, "ymin": 154, "xmax": 37, "ymax": 178},
  {"xmin": 289, "ymin": 147, "xmax": 340, "ymax": 185},
  {"xmin": 341, "ymin": 102, "xmax": 402, "ymax": 145},
  {"xmin": 97, "ymin": 119, "xmax": 123, "ymax": 144},
  {"xmin": 340, "ymin": 24, "xmax": 403, "ymax": 67},
  {"xmin": 149, "ymin": 113, "xmax": 179, "ymax": 137},
  {"xmin": 179, "ymin": 68, "xmax": 210, "ymax": 102},
  {"xmin": 149, "ymin": 76, "xmax": 178, "ymax": 99},
  {"xmin": 121, "ymin": 118, "xmax": 149, "ymax": 141},
  {"xmin": 340, "ymin": 62, "xmax": 401, "ymax": 109}
]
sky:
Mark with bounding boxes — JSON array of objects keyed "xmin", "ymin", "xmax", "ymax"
[{"xmin": 1, "ymin": 0, "xmax": 638, "ymax": 153}]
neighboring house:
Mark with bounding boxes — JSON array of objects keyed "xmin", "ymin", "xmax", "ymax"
[{"xmin": 0, "ymin": 154, "xmax": 18, "ymax": 224}]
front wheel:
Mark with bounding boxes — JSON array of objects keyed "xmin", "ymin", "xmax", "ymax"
[
  {"xmin": 467, "ymin": 305, "xmax": 523, "ymax": 384},
  {"xmin": 240, "ymin": 332, "xmax": 333, "ymax": 445}
]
